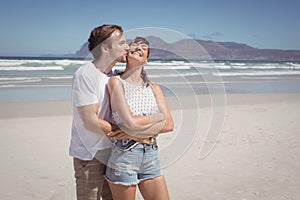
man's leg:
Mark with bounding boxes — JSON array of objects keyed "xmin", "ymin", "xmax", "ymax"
[
  {"xmin": 94, "ymin": 148, "xmax": 113, "ymax": 200},
  {"xmin": 73, "ymin": 157, "xmax": 112, "ymax": 200},
  {"xmin": 101, "ymin": 179, "xmax": 113, "ymax": 200}
]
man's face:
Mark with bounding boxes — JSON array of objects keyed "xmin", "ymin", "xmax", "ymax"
[{"xmin": 109, "ymin": 31, "xmax": 129, "ymax": 63}]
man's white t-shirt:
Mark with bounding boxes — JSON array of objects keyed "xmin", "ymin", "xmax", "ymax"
[{"xmin": 69, "ymin": 62, "xmax": 112, "ymax": 160}]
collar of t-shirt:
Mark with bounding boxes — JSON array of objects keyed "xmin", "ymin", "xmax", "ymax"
[{"xmin": 107, "ymin": 69, "xmax": 122, "ymax": 77}]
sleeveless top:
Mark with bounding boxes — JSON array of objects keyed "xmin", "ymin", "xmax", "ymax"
[{"xmin": 112, "ymin": 77, "xmax": 160, "ymax": 150}]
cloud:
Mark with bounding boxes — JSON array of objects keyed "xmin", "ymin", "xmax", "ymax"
[
  {"xmin": 188, "ymin": 34, "xmax": 196, "ymax": 39},
  {"xmin": 211, "ymin": 32, "xmax": 223, "ymax": 36},
  {"xmin": 202, "ymin": 32, "xmax": 223, "ymax": 40},
  {"xmin": 202, "ymin": 35, "xmax": 213, "ymax": 39}
]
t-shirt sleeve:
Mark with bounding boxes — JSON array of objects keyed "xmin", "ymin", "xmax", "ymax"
[{"xmin": 72, "ymin": 74, "xmax": 97, "ymax": 107}]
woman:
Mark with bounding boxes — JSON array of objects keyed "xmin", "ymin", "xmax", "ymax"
[{"xmin": 105, "ymin": 37, "xmax": 174, "ymax": 200}]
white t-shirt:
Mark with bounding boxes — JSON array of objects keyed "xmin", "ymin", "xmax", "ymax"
[{"xmin": 69, "ymin": 62, "xmax": 112, "ymax": 160}]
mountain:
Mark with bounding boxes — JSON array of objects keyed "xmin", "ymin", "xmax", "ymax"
[
  {"xmin": 74, "ymin": 42, "xmax": 89, "ymax": 58},
  {"xmin": 74, "ymin": 37, "xmax": 300, "ymax": 61}
]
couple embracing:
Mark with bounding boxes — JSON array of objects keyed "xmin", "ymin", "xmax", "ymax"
[{"xmin": 69, "ymin": 24, "xmax": 174, "ymax": 200}]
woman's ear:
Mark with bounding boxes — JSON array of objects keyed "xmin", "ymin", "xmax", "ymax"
[{"xmin": 143, "ymin": 58, "xmax": 148, "ymax": 65}]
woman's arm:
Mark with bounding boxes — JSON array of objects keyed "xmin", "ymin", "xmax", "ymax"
[
  {"xmin": 108, "ymin": 76, "xmax": 166, "ymax": 138},
  {"xmin": 150, "ymin": 82, "xmax": 174, "ymax": 133}
]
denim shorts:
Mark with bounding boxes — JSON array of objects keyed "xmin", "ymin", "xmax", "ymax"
[{"xmin": 105, "ymin": 142, "xmax": 161, "ymax": 186}]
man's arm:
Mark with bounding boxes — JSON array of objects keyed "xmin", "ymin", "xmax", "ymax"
[{"xmin": 77, "ymin": 103, "xmax": 112, "ymax": 135}]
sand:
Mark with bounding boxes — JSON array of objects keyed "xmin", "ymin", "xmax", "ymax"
[{"xmin": 0, "ymin": 93, "xmax": 299, "ymax": 200}]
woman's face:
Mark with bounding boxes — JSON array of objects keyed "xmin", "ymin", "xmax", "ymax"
[{"xmin": 127, "ymin": 41, "xmax": 149, "ymax": 65}]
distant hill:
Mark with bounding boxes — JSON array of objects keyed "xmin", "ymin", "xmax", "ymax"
[
  {"xmin": 74, "ymin": 36, "xmax": 300, "ymax": 61},
  {"xmin": 74, "ymin": 42, "xmax": 89, "ymax": 59}
]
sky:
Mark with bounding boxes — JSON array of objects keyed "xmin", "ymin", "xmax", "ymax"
[{"xmin": 0, "ymin": 0, "xmax": 299, "ymax": 56}]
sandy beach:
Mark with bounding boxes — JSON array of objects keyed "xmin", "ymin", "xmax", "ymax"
[{"xmin": 0, "ymin": 93, "xmax": 299, "ymax": 199}]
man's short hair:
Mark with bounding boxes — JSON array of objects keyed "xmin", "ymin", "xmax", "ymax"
[{"xmin": 88, "ymin": 24, "xmax": 123, "ymax": 59}]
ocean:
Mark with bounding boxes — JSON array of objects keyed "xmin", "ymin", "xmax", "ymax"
[{"xmin": 0, "ymin": 57, "xmax": 300, "ymax": 102}]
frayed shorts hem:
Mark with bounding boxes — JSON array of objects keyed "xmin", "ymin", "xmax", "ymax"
[
  {"xmin": 105, "ymin": 174, "xmax": 162, "ymax": 186},
  {"xmin": 138, "ymin": 174, "xmax": 162, "ymax": 183},
  {"xmin": 105, "ymin": 176, "xmax": 139, "ymax": 186}
]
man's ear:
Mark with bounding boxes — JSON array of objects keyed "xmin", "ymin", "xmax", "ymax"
[{"xmin": 101, "ymin": 44, "xmax": 109, "ymax": 53}]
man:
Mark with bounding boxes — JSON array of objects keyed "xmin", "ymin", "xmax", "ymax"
[{"xmin": 69, "ymin": 24, "xmax": 129, "ymax": 200}]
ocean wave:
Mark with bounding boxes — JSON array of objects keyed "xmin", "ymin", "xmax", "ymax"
[
  {"xmin": 0, "ymin": 78, "xmax": 42, "ymax": 86},
  {"xmin": 290, "ymin": 63, "xmax": 300, "ymax": 69},
  {"xmin": 114, "ymin": 65, "xmax": 192, "ymax": 70},
  {"xmin": 52, "ymin": 59, "xmax": 86, "ymax": 66},
  {"xmin": 1, "ymin": 58, "xmax": 300, "ymax": 81},
  {"xmin": 0, "ymin": 58, "xmax": 85, "ymax": 64},
  {"xmin": 213, "ymin": 70, "xmax": 300, "ymax": 77},
  {"xmin": 0, "ymin": 66, "xmax": 64, "ymax": 71},
  {"xmin": 0, "ymin": 76, "xmax": 72, "ymax": 82},
  {"xmin": 47, "ymin": 76, "xmax": 73, "ymax": 79},
  {"xmin": 0, "ymin": 59, "xmax": 85, "ymax": 71},
  {"xmin": 126, "ymin": 63, "xmax": 300, "ymax": 70},
  {"xmin": 147, "ymin": 61, "xmax": 191, "ymax": 66},
  {"xmin": 231, "ymin": 65, "xmax": 298, "ymax": 70},
  {"xmin": 149, "ymin": 72, "xmax": 205, "ymax": 78},
  {"xmin": 147, "ymin": 66, "xmax": 191, "ymax": 70}
]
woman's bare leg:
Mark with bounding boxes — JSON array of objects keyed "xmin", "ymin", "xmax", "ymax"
[
  {"xmin": 108, "ymin": 182, "xmax": 137, "ymax": 200},
  {"xmin": 138, "ymin": 175, "xmax": 170, "ymax": 200}
]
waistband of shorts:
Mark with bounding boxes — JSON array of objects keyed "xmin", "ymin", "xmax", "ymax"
[
  {"xmin": 132, "ymin": 143, "xmax": 158, "ymax": 151},
  {"xmin": 114, "ymin": 140, "xmax": 158, "ymax": 152}
]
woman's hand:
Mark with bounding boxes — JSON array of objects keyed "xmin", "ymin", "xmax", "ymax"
[{"xmin": 107, "ymin": 130, "xmax": 156, "ymax": 144}]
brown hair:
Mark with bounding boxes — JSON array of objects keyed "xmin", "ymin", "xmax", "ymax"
[
  {"xmin": 129, "ymin": 36, "xmax": 150, "ymax": 58},
  {"xmin": 88, "ymin": 24, "xmax": 123, "ymax": 59}
]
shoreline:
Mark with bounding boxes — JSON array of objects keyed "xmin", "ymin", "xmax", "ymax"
[
  {"xmin": 1, "ymin": 74, "xmax": 300, "ymax": 103},
  {"xmin": 1, "ymin": 92, "xmax": 300, "ymax": 118}
]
